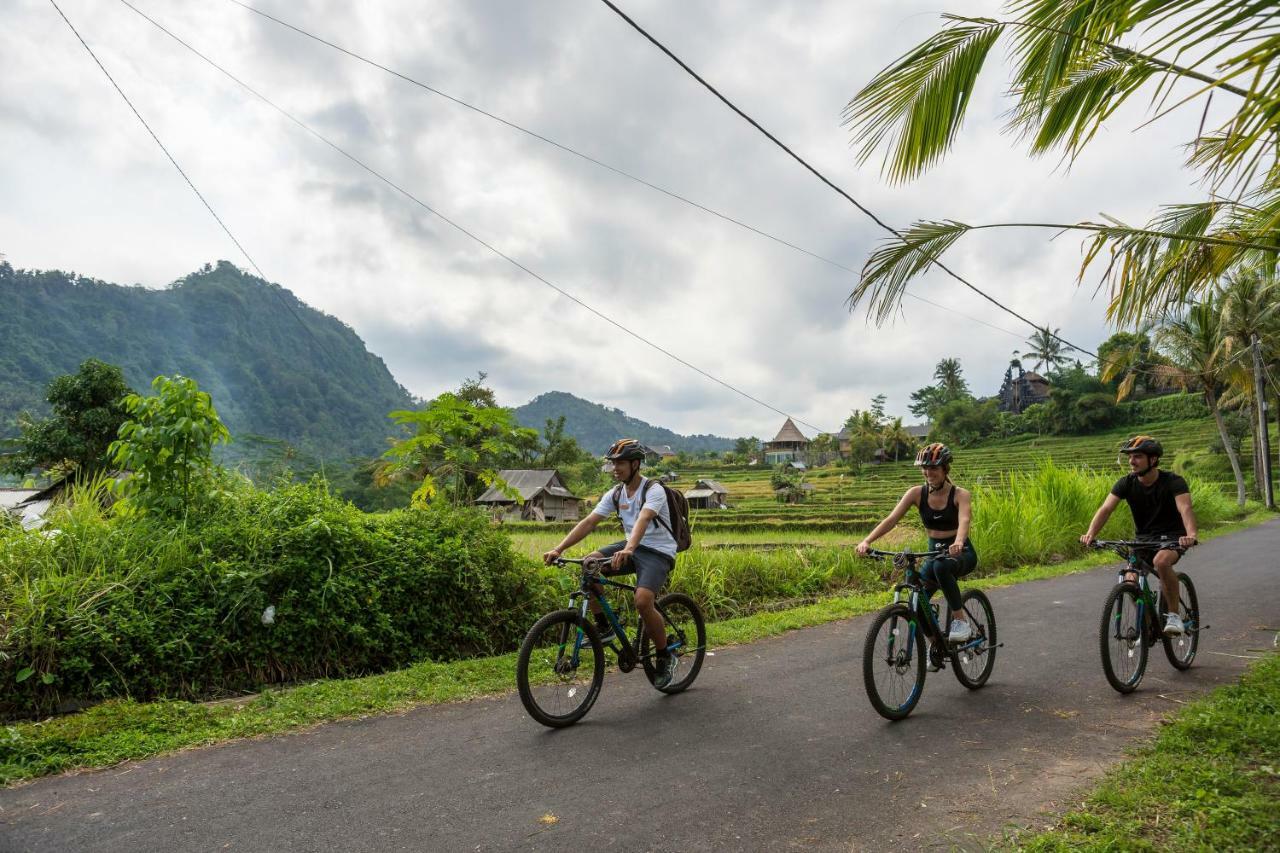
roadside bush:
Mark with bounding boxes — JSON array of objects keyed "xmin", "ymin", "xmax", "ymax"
[{"xmin": 0, "ymin": 480, "xmax": 558, "ymax": 718}]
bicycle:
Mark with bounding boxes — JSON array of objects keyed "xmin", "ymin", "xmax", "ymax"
[
  {"xmin": 1089, "ymin": 540, "xmax": 1201, "ymax": 694},
  {"xmin": 859, "ymin": 547, "xmax": 998, "ymax": 721},
  {"xmin": 515, "ymin": 556, "xmax": 706, "ymax": 728}
]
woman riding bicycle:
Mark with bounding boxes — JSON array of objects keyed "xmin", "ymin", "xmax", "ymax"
[{"xmin": 856, "ymin": 443, "xmax": 977, "ymax": 661}]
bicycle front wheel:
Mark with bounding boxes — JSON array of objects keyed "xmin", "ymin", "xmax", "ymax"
[
  {"xmin": 1162, "ymin": 572, "xmax": 1199, "ymax": 671},
  {"xmin": 951, "ymin": 589, "xmax": 996, "ymax": 689},
  {"xmin": 863, "ymin": 603, "xmax": 925, "ymax": 720},
  {"xmin": 516, "ymin": 609, "xmax": 605, "ymax": 727},
  {"xmin": 1100, "ymin": 583, "xmax": 1148, "ymax": 694},
  {"xmin": 640, "ymin": 592, "xmax": 707, "ymax": 693}
]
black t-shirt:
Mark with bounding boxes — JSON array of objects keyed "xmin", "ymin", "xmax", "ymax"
[{"xmin": 1110, "ymin": 470, "xmax": 1190, "ymax": 538}]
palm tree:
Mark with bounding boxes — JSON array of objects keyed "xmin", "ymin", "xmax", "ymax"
[
  {"xmin": 1155, "ymin": 299, "xmax": 1248, "ymax": 505},
  {"xmin": 881, "ymin": 417, "xmax": 916, "ymax": 462},
  {"xmin": 843, "ymin": 2, "xmax": 1280, "ymax": 327},
  {"xmin": 1217, "ymin": 270, "xmax": 1280, "ymax": 495},
  {"xmin": 1020, "ymin": 327, "xmax": 1069, "ymax": 374},
  {"xmin": 932, "ymin": 358, "xmax": 969, "ymax": 400}
]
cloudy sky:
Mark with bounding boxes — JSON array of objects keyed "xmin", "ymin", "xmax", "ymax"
[{"xmin": 2, "ymin": 0, "xmax": 1216, "ymax": 438}]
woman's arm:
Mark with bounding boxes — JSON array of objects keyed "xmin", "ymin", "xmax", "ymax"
[
  {"xmin": 950, "ymin": 488, "xmax": 972, "ymax": 556},
  {"xmin": 857, "ymin": 487, "xmax": 919, "ymax": 554}
]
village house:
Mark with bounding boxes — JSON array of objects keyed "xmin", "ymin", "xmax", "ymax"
[
  {"xmin": 475, "ymin": 470, "xmax": 585, "ymax": 522},
  {"xmin": 763, "ymin": 418, "xmax": 810, "ymax": 466},
  {"xmin": 684, "ymin": 478, "xmax": 729, "ymax": 510}
]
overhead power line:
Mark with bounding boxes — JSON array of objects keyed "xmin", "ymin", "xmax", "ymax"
[
  {"xmin": 121, "ymin": 0, "xmax": 831, "ymax": 434},
  {"xmin": 47, "ymin": 0, "xmax": 336, "ymax": 368},
  {"xmin": 595, "ymin": 0, "xmax": 1099, "ymax": 359},
  {"xmin": 221, "ymin": 0, "xmax": 1025, "ymax": 343}
]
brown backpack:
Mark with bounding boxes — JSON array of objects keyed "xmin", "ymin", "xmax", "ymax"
[{"xmin": 610, "ymin": 479, "xmax": 692, "ymax": 553}]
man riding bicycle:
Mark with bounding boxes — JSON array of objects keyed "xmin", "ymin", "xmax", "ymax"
[
  {"xmin": 1080, "ymin": 435, "xmax": 1199, "ymax": 636},
  {"xmin": 543, "ymin": 438, "xmax": 679, "ymax": 688},
  {"xmin": 857, "ymin": 443, "xmax": 976, "ymax": 670}
]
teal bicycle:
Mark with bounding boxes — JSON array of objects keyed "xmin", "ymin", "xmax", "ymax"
[
  {"xmin": 516, "ymin": 556, "xmax": 706, "ymax": 727},
  {"xmin": 1090, "ymin": 540, "xmax": 1201, "ymax": 694}
]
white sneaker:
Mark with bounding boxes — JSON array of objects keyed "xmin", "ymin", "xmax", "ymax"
[
  {"xmin": 947, "ymin": 619, "xmax": 973, "ymax": 643},
  {"xmin": 1163, "ymin": 613, "xmax": 1185, "ymax": 636}
]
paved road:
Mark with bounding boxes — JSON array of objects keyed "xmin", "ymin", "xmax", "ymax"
[{"xmin": 2, "ymin": 520, "xmax": 1277, "ymax": 852}]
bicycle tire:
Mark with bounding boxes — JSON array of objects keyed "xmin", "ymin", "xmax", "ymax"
[
  {"xmin": 1100, "ymin": 583, "xmax": 1148, "ymax": 694},
  {"xmin": 863, "ymin": 603, "xmax": 925, "ymax": 721},
  {"xmin": 639, "ymin": 592, "xmax": 707, "ymax": 693},
  {"xmin": 1162, "ymin": 572, "xmax": 1199, "ymax": 671},
  {"xmin": 516, "ymin": 609, "xmax": 605, "ymax": 727},
  {"xmin": 950, "ymin": 589, "xmax": 996, "ymax": 689}
]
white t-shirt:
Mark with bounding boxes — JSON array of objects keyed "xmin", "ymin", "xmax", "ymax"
[{"xmin": 591, "ymin": 477, "xmax": 677, "ymax": 558}]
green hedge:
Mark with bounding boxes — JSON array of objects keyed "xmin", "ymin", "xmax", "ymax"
[
  {"xmin": 0, "ymin": 481, "xmax": 559, "ymax": 718},
  {"xmin": 1122, "ymin": 392, "xmax": 1210, "ymax": 422}
]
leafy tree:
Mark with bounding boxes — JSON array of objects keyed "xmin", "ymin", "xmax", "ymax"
[
  {"xmin": 110, "ymin": 374, "xmax": 231, "ymax": 516},
  {"xmin": 379, "ymin": 392, "xmax": 538, "ymax": 506},
  {"xmin": 539, "ymin": 416, "xmax": 588, "ymax": 470},
  {"xmin": 1098, "ymin": 330, "xmax": 1163, "ymax": 400},
  {"xmin": 930, "ymin": 397, "xmax": 999, "ymax": 447},
  {"xmin": 908, "ymin": 385, "xmax": 946, "ymax": 420},
  {"xmin": 843, "ymin": 2, "xmax": 1280, "ymax": 327},
  {"xmin": 869, "ymin": 394, "xmax": 887, "ymax": 421},
  {"xmin": 1020, "ymin": 327, "xmax": 1070, "ymax": 373},
  {"xmin": 733, "ymin": 436, "xmax": 761, "ymax": 460},
  {"xmin": 933, "ymin": 358, "xmax": 970, "ymax": 400},
  {"xmin": 1, "ymin": 358, "xmax": 134, "ymax": 480},
  {"xmin": 881, "ymin": 417, "xmax": 916, "ymax": 461}
]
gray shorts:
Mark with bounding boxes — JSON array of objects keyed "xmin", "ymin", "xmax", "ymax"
[{"xmin": 596, "ymin": 542, "xmax": 674, "ymax": 592}]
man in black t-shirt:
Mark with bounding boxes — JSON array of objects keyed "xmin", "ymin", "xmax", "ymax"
[{"xmin": 1081, "ymin": 436, "xmax": 1199, "ymax": 635}]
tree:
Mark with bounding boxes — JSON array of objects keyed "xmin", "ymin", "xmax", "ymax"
[
  {"xmin": 869, "ymin": 394, "xmax": 887, "ymax": 421},
  {"xmin": 1098, "ymin": 330, "xmax": 1161, "ymax": 400},
  {"xmin": 908, "ymin": 385, "xmax": 946, "ymax": 421},
  {"xmin": 733, "ymin": 436, "xmax": 761, "ymax": 461},
  {"xmin": 843, "ymin": 2, "xmax": 1280, "ymax": 327},
  {"xmin": 538, "ymin": 416, "xmax": 587, "ymax": 470},
  {"xmin": 1020, "ymin": 327, "xmax": 1070, "ymax": 373},
  {"xmin": 109, "ymin": 374, "xmax": 231, "ymax": 516},
  {"xmin": 379, "ymin": 392, "xmax": 538, "ymax": 506},
  {"xmin": 880, "ymin": 417, "xmax": 916, "ymax": 461},
  {"xmin": 1, "ymin": 359, "xmax": 133, "ymax": 480},
  {"xmin": 933, "ymin": 358, "xmax": 970, "ymax": 400},
  {"xmin": 1156, "ymin": 299, "xmax": 1248, "ymax": 505},
  {"xmin": 931, "ymin": 397, "xmax": 999, "ymax": 447}
]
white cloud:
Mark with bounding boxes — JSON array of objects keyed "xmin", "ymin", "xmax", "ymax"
[{"xmin": 2, "ymin": 0, "xmax": 1213, "ymax": 439}]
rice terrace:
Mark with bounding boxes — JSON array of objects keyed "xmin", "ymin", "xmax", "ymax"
[{"xmin": 2, "ymin": 0, "xmax": 1279, "ymax": 850}]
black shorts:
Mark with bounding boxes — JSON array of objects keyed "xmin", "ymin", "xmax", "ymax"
[{"xmin": 596, "ymin": 542, "xmax": 674, "ymax": 592}]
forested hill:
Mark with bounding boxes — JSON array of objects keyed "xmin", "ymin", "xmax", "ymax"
[
  {"xmin": 1, "ymin": 261, "xmax": 415, "ymax": 459},
  {"xmin": 514, "ymin": 391, "xmax": 734, "ymax": 454}
]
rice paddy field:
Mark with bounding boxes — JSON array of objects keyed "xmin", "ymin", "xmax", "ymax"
[{"xmin": 506, "ymin": 418, "xmax": 1252, "ymax": 620}]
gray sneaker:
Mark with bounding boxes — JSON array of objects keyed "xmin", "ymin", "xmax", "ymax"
[
  {"xmin": 1163, "ymin": 613, "xmax": 1185, "ymax": 636},
  {"xmin": 653, "ymin": 653, "xmax": 679, "ymax": 689},
  {"xmin": 947, "ymin": 619, "xmax": 973, "ymax": 643}
]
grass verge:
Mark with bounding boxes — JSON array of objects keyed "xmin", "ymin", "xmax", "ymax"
[
  {"xmin": 1007, "ymin": 652, "xmax": 1280, "ymax": 851},
  {"xmin": 1, "ymin": 511, "xmax": 1273, "ymax": 787}
]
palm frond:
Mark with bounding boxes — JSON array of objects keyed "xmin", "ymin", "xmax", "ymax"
[
  {"xmin": 851, "ymin": 220, "xmax": 971, "ymax": 323},
  {"xmin": 843, "ymin": 21, "xmax": 1004, "ymax": 183}
]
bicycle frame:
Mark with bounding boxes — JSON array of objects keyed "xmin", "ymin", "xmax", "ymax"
[
  {"xmin": 1094, "ymin": 540, "xmax": 1184, "ymax": 640},
  {"xmin": 559, "ymin": 560, "xmax": 687, "ymax": 670},
  {"xmin": 869, "ymin": 548, "xmax": 986, "ymax": 663}
]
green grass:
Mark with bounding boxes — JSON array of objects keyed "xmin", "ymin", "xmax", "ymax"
[
  {"xmin": 1008, "ymin": 652, "xmax": 1280, "ymax": 851},
  {"xmin": 1, "ymin": 509, "xmax": 1270, "ymax": 788}
]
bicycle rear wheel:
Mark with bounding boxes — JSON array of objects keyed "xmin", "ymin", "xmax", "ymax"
[
  {"xmin": 863, "ymin": 603, "xmax": 925, "ymax": 721},
  {"xmin": 1100, "ymin": 583, "xmax": 1148, "ymax": 694},
  {"xmin": 640, "ymin": 592, "xmax": 707, "ymax": 693},
  {"xmin": 1162, "ymin": 572, "xmax": 1199, "ymax": 670},
  {"xmin": 950, "ymin": 589, "xmax": 996, "ymax": 689},
  {"xmin": 516, "ymin": 609, "xmax": 605, "ymax": 727}
]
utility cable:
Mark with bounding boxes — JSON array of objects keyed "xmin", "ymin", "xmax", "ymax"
[
  {"xmin": 222, "ymin": 0, "xmax": 1024, "ymax": 343},
  {"xmin": 48, "ymin": 0, "xmax": 336, "ymax": 369},
  {"xmin": 596, "ymin": 0, "xmax": 1099, "ymax": 359},
  {"xmin": 122, "ymin": 0, "xmax": 831, "ymax": 434}
]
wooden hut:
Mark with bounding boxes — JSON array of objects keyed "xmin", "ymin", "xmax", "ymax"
[
  {"xmin": 684, "ymin": 478, "xmax": 729, "ymax": 510},
  {"xmin": 475, "ymin": 470, "xmax": 584, "ymax": 522}
]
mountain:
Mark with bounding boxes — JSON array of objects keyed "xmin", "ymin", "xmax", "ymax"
[
  {"xmin": 1, "ymin": 260, "xmax": 414, "ymax": 459},
  {"xmin": 513, "ymin": 391, "xmax": 734, "ymax": 454}
]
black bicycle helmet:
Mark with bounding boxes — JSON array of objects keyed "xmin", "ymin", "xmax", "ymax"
[
  {"xmin": 1120, "ymin": 435, "xmax": 1163, "ymax": 458},
  {"xmin": 914, "ymin": 442, "xmax": 952, "ymax": 468},
  {"xmin": 604, "ymin": 438, "xmax": 646, "ymax": 462}
]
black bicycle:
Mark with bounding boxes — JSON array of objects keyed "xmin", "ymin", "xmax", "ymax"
[
  {"xmin": 860, "ymin": 547, "xmax": 998, "ymax": 720},
  {"xmin": 515, "ymin": 556, "xmax": 706, "ymax": 728},
  {"xmin": 1090, "ymin": 540, "xmax": 1201, "ymax": 694}
]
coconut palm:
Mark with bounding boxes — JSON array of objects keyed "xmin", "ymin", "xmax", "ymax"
[
  {"xmin": 1216, "ymin": 270, "xmax": 1280, "ymax": 494},
  {"xmin": 844, "ymin": 1, "xmax": 1280, "ymax": 327},
  {"xmin": 932, "ymin": 358, "xmax": 969, "ymax": 400},
  {"xmin": 881, "ymin": 417, "xmax": 916, "ymax": 462},
  {"xmin": 1155, "ymin": 298, "xmax": 1248, "ymax": 505},
  {"xmin": 1020, "ymin": 327, "xmax": 1070, "ymax": 373}
]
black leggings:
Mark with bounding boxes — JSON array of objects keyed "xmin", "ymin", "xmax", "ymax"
[{"xmin": 921, "ymin": 537, "xmax": 978, "ymax": 613}]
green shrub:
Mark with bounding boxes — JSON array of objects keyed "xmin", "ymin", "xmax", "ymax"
[
  {"xmin": 1122, "ymin": 392, "xmax": 1210, "ymax": 422},
  {"xmin": 0, "ymin": 480, "xmax": 558, "ymax": 718}
]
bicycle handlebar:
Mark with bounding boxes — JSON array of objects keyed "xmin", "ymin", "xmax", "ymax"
[
  {"xmin": 861, "ymin": 547, "xmax": 946, "ymax": 560},
  {"xmin": 1088, "ymin": 538, "xmax": 1195, "ymax": 550}
]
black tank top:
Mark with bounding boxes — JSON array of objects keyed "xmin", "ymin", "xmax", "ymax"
[{"xmin": 918, "ymin": 485, "xmax": 959, "ymax": 531}]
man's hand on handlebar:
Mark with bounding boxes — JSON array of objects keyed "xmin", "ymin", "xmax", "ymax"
[
  {"xmin": 1178, "ymin": 534, "xmax": 1198, "ymax": 549},
  {"xmin": 610, "ymin": 547, "xmax": 634, "ymax": 571},
  {"xmin": 856, "ymin": 540, "xmax": 871, "ymax": 556},
  {"xmin": 542, "ymin": 548, "xmax": 562, "ymax": 565},
  {"xmin": 1079, "ymin": 532, "xmax": 1097, "ymax": 547}
]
